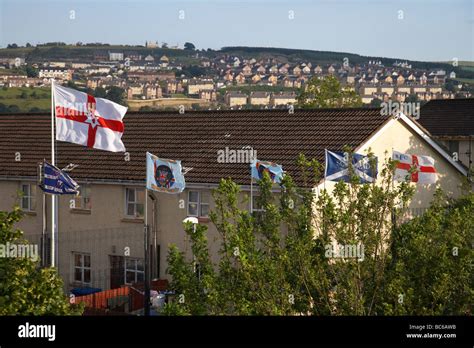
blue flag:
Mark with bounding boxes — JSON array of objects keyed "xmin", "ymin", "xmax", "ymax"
[
  {"xmin": 146, "ymin": 152, "xmax": 186, "ymax": 194},
  {"xmin": 250, "ymin": 159, "xmax": 284, "ymax": 184},
  {"xmin": 41, "ymin": 161, "xmax": 80, "ymax": 195},
  {"xmin": 325, "ymin": 150, "xmax": 377, "ymax": 184}
]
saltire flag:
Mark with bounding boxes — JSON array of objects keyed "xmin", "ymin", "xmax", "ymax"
[
  {"xmin": 53, "ymin": 84, "xmax": 127, "ymax": 152},
  {"xmin": 393, "ymin": 151, "xmax": 437, "ymax": 184},
  {"xmin": 250, "ymin": 159, "xmax": 284, "ymax": 184},
  {"xmin": 146, "ymin": 152, "xmax": 186, "ymax": 194},
  {"xmin": 40, "ymin": 161, "xmax": 80, "ymax": 195},
  {"xmin": 325, "ymin": 150, "xmax": 377, "ymax": 184}
]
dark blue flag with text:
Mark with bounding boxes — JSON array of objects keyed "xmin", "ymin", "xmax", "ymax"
[{"xmin": 40, "ymin": 161, "xmax": 80, "ymax": 195}]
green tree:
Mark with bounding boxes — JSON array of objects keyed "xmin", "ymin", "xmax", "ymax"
[
  {"xmin": 163, "ymin": 152, "xmax": 473, "ymax": 315},
  {"xmin": 0, "ymin": 207, "xmax": 83, "ymax": 315},
  {"xmin": 8, "ymin": 105, "xmax": 20, "ymax": 113},
  {"xmin": 381, "ymin": 190, "xmax": 473, "ymax": 315},
  {"xmin": 405, "ymin": 94, "xmax": 418, "ymax": 103},
  {"xmin": 106, "ymin": 86, "xmax": 126, "ymax": 105},
  {"xmin": 94, "ymin": 87, "xmax": 107, "ymax": 98},
  {"xmin": 25, "ymin": 66, "xmax": 38, "ymax": 78},
  {"xmin": 139, "ymin": 106, "xmax": 153, "ymax": 112},
  {"xmin": 297, "ymin": 75, "xmax": 362, "ymax": 108},
  {"xmin": 163, "ymin": 153, "xmax": 409, "ymax": 315},
  {"xmin": 184, "ymin": 42, "xmax": 196, "ymax": 50},
  {"xmin": 370, "ymin": 98, "xmax": 382, "ymax": 108}
]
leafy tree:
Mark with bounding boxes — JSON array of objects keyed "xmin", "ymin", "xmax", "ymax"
[
  {"xmin": 405, "ymin": 94, "xmax": 418, "ymax": 103},
  {"xmin": 19, "ymin": 91, "xmax": 28, "ymax": 99},
  {"xmin": 445, "ymin": 80, "xmax": 457, "ymax": 93},
  {"xmin": 184, "ymin": 42, "xmax": 196, "ymax": 50},
  {"xmin": 181, "ymin": 65, "xmax": 206, "ymax": 78},
  {"xmin": 381, "ymin": 190, "xmax": 473, "ymax": 315},
  {"xmin": 370, "ymin": 98, "xmax": 382, "ymax": 108},
  {"xmin": 7, "ymin": 43, "xmax": 18, "ymax": 49},
  {"xmin": 8, "ymin": 105, "xmax": 19, "ymax": 113},
  {"xmin": 94, "ymin": 87, "xmax": 107, "ymax": 98},
  {"xmin": 25, "ymin": 66, "xmax": 38, "ymax": 78},
  {"xmin": 25, "ymin": 43, "xmax": 32, "ymax": 48},
  {"xmin": 163, "ymin": 152, "xmax": 472, "ymax": 315},
  {"xmin": 139, "ymin": 106, "xmax": 153, "ymax": 112},
  {"xmin": 106, "ymin": 86, "xmax": 126, "ymax": 105},
  {"xmin": 297, "ymin": 75, "xmax": 362, "ymax": 108},
  {"xmin": 66, "ymin": 81, "xmax": 77, "ymax": 89},
  {"xmin": 0, "ymin": 207, "xmax": 83, "ymax": 315}
]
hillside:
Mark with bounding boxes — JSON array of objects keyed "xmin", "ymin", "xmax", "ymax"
[{"xmin": 0, "ymin": 44, "xmax": 473, "ymax": 79}]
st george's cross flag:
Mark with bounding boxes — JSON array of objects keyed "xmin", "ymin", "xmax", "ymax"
[
  {"xmin": 40, "ymin": 161, "xmax": 79, "ymax": 195},
  {"xmin": 53, "ymin": 84, "xmax": 127, "ymax": 152},
  {"xmin": 250, "ymin": 159, "xmax": 284, "ymax": 184},
  {"xmin": 393, "ymin": 151, "xmax": 437, "ymax": 184},
  {"xmin": 325, "ymin": 150, "xmax": 377, "ymax": 184},
  {"xmin": 146, "ymin": 152, "xmax": 186, "ymax": 194}
]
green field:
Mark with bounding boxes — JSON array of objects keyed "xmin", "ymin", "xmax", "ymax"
[{"xmin": 0, "ymin": 87, "xmax": 51, "ymax": 112}]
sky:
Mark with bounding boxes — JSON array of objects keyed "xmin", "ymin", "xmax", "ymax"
[{"xmin": 0, "ymin": 0, "xmax": 473, "ymax": 62}]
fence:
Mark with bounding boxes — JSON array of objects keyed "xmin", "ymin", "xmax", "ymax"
[
  {"xmin": 74, "ymin": 279, "xmax": 169, "ymax": 315},
  {"xmin": 23, "ymin": 226, "xmax": 161, "ymax": 293}
]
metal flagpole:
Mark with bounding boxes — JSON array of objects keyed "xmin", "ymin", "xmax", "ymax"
[
  {"xmin": 324, "ymin": 149, "xmax": 327, "ymax": 192},
  {"xmin": 144, "ymin": 172, "xmax": 151, "ymax": 315},
  {"xmin": 50, "ymin": 79, "xmax": 57, "ymax": 267},
  {"xmin": 39, "ymin": 161, "xmax": 46, "ymax": 268},
  {"xmin": 250, "ymin": 177, "xmax": 253, "ymax": 212}
]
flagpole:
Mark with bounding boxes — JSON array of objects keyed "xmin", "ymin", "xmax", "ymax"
[
  {"xmin": 50, "ymin": 79, "xmax": 57, "ymax": 267},
  {"xmin": 144, "ymin": 168, "xmax": 150, "ymax": 316},
  {"xmin": 40, "ymin": 161, "xmax": 46, "ymax": 268},
  {"xmin": 324, "ymin": 149, "xmax": 327, "ymax": 192},
  {"xmin": 250, "ymin": 177, "xmax": 253, "ymax": 213}
]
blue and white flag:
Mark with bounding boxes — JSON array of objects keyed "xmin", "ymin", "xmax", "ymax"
[
  {"xmin": 146, "ymin": 152, "xmax": 186, "ymax": 194},
  {"xmin": 40, "ymin": 161, "xmax": 80, "ymax": 195},
  {"xmin": 325, "ymin": 150, "xmax": 377, "ymax": 184},
  {"xmin": 250, "ymin": 159, "xmax": 284, "ymax": 184}
]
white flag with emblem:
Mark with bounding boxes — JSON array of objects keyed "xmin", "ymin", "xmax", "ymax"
[{"xmin": 53, "ymin": 84, "xmax": 127, "ymax": 152}]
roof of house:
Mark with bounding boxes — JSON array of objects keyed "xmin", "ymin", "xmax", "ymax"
[
  {"xmin": 419, "ymin": 98, "xmax": 474, "ymax": 137},
  {"xmin": 0, "ymin": 109, "xmax": 390, "ymax": 186},
  {"xmin": 250, "ymin": 92, "xmax": 270, "ymax": 98}
]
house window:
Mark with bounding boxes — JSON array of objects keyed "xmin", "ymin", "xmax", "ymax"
[
  {"xmin": 20, "ymin": 183, "xmax": 36, "ymax": 212},
  {"xmin": 125, "ymin": 188, "xmax": 145, "ymax": 218},
  {"xmin": 73, "ymin": 184, "xmax": 91, "ymax": 210},
  {"xmin": 73, "ymin": 252, "xmax": 91, "ymax": 285},
  {"xmin": 125, "ymin": 258, "xmax": 144, "ymax": 284},
  {"xmin": 187, "ymin": 191, "xmax": 210, "ymax": 217},
  {"xmin": 251, "ymin": 194, "xmax": 265, "ymax": 213}
]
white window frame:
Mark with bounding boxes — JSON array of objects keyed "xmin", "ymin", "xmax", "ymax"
[
  {"xmin": 20, "ymin": 183, "xmax": 35, "ymax": 212},
  {"xmin": 251, "ymin": 193, "xmax": 265, "ymax": 213},
  {"xmin": 74, "ymin": 184, "xmax": 91, "ymax": 210},
  {"xmin": 187, "ymin": 191, "xmax": 210, "ymax": 218},
  {"xmin": 124, "ymin": 258, "xmax": 144, "ymax": 285},
  {"xmin": 73, "ymin": 252, "xmax": 91, "ymax": 285},
  {"xmin": 125, "ymin": 187, "xmax": 145, "ymax": 218}
]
